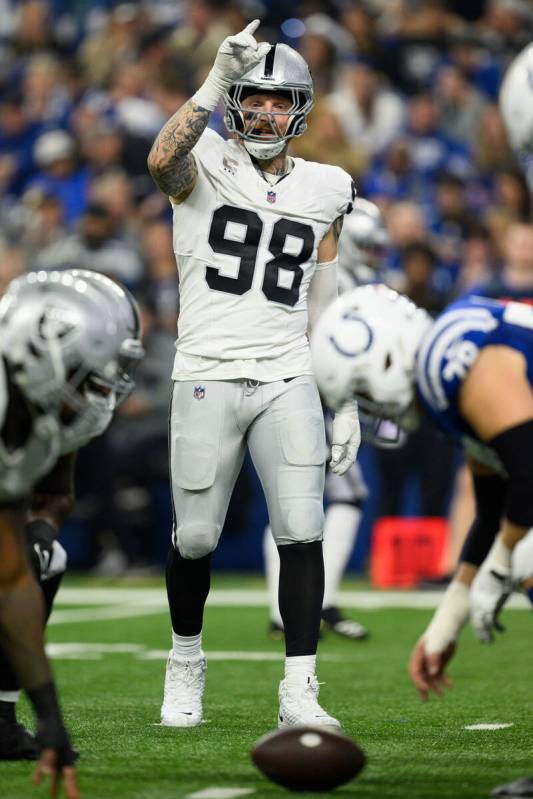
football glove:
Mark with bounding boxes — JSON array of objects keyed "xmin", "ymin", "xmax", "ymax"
[
  {"xmin": 194, "ymin": 20, "xmax": 271, "ymax": 111},
  {"xmin": 330, "ymin": 400, "xmax": 361, "ymax": 475},
  {"xmin": 470, "ymin": 566, "xmax": 514, "ymax": 644}
]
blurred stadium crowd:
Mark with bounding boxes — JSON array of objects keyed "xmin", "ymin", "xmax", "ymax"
[{"xmin": 1, "ymin": 0, "xmax": 533, "ymax": 573}]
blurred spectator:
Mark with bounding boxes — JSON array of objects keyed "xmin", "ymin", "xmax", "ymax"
[
  {"xmin": 34, "ymin": 201, "xmax": 144, "ymax": 287},
  {"xmin": 395, "ymin": 241, "xmax": 448, "ymax": 313},
  {"xmin": 468, "ymin": 222, "xmax": 533, "ymax": 302},
  {"xmin": 300, "ymin": 14, "xmax": 354, "ymax": 95},
  {"xmin": 485, "ymin": 168, "xmax": 531, "ymax": 252},
  {"xmin": 141, "ymin": 219, "xmax": 179, "ymax": 332},
  {"xmin": 23, "ymin": 53, "xmax": 71, "ymax": 128},
  {"xmin": 362, "ymin": 139, "xmax": 418, "ymax": 203},
  {"xmin": 168, "ymin": 0, "xmax": 233, "ymax": 72},
  {"xmin": 0, "ymin": 242, "xmax": 25, "ymax": 294},
  {"xmin": 474, "ymin": 103, "xmax": 514, "ymax": 176},
  {"xmin": 377, "ymin": 0, "xmax": 465, "ymax": 93},
  {"xmin": 435, "ymin": 63, "xmax": 487, "ymax": 146},
  {"xmin": 404, "ymin": 92, "xmax": 471, "ymax": 186},
  {"xmin": 325, "ymin": 59, "xmax": 406, "ymax": 156},
  {"xmin": 429, "ymin": 172, "xmax": 478, "ymax": 279},
  {"xmin": 79, "ymin": 2, "xmax": 145, "ymax": 86},
  {"xmin": 476, "ymin": 0, "xmax": 533, "ymax": 55},
  {"xmin": 19, "ymin": 188, "xmax": 67, "ymax": 263},
  {"xmin": 291, "ymin": 99, "xmax": 368, "ymax": 177},
  {"xmin": 28, "ymin": 129, "xmax": 90, "ymax": 224},
  {"xmin": 455, "ymin": 226, "xmax": 495, "ymax": 294},
  {"xmin": 0, "ymin": 89, "xmax": 43, "ymax": 197}
]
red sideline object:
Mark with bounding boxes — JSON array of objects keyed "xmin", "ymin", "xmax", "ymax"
[{"xmin": 370, "ymin": 516, "xmax": 448, "ymax": 588}]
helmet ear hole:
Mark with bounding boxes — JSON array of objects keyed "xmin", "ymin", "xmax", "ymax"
[{"xmin": 384, "ymin": 353, "xmax": 392, "ymax": 371}]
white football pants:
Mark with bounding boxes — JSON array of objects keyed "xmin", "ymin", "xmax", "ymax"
[{"xmin": 169, "ymin": 376, "xmax": 326, "ymax": 559}]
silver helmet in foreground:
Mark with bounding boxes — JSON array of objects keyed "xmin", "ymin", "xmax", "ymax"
[
  {"xmin": 0, "ymin": 269, "xmax": 145, "ymax": 450},
  {"xmin": 499, "ymin": 42, "xmax": 533, "ymax": 158},
  {"xmin": 224, "ymin": 43, "xmax": 314, "ymax": 160}
]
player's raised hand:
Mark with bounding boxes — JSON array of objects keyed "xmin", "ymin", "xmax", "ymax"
[
  {"xmin": 213, "ymin": 20, "xmax": 271, "ymax": 86},
  {"xmin": 32, "ymin": 749, "xmax": 80, "ymax": 799},
  {"xmin": 409, "ymin": 637, "xmax": 455, "ymax": 701},
  {"xmin": 330, "ymin": 401, "xmax": 361, "ymax": 475}
]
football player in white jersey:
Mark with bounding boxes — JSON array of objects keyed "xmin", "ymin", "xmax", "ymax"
[
  {"xmin": 0, "ymin": 270, "xmax": 143, "ymax": 797},
  {"xmin": 148, "ymin": 21, "xmax": 361, "ymax": 729},
  {"xmin": 263, "ymin": 199, "xmax": 390, "ymax": 642}
]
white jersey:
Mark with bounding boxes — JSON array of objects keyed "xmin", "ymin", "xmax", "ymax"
[
  {"xmin": 172, "ymin": 128, "xmax": 354, "ymax": 382},
  {"xmin": 0, "ymin": 361, "xmax": 61, "ymax": 501}
]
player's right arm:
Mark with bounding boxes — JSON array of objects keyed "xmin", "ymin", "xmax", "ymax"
[
  {"xmin": 0, "ymin": 504, "xmax": 78, "ymax": 797},
  {"xmin": 147, "ymin": 20, "xmax": 270, "ymax": 203}
]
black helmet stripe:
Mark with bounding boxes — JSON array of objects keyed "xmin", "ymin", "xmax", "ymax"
[{"xmin": 263, "ymin": 43, "xmax": 276, "ymax": 78}]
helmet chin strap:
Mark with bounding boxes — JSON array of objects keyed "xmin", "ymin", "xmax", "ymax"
[{"xmin": 244, "ymin": 139, "xmax": 286, "ymax": 160}]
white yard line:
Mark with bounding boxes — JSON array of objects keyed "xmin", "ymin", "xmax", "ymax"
[
  {"xmin": 464, "ymin": 723, "xmax": 514, "ymax": 731},
  {"xmin": 55, "ymin": 586, "xmax": 531, "ymax": 610},
  {"xmin": 186, "ymin": 790, "xmax": 256, "ymax": 799},
  {"xmin": 45, "ymin": 642, "xmax": 371, "ymax": 662}
]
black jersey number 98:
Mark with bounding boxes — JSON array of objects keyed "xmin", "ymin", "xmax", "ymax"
[{"xmin": 206, "ymin": 205, "xmax": 314, "ymax": 307}]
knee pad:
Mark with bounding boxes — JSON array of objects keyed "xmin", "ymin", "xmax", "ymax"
[
  {"xmin": 276, "ymin": 498, "xmax": 324, "ymax": 545},
  {"xmin": 176, "ymin": 522, "xmax": 220, "ymax": 560}
]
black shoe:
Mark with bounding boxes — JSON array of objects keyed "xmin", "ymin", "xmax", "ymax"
[
  {"xmin": 0, "ymin": 717, "xmax": 39, "ymax": 761},
  {"xmin": 267, "ymin": 621, "xmax": 285, "ymax": 641},
  {"xmin": 491, "ymin": 778, "xmax": 533, "ymax": 797},
  {"xmin": 321, "ymin": 607, "xmax": 369, "ymax": 640}
]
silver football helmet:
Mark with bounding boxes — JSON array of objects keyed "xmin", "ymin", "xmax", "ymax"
[
  {"xmin": 311, "ymin": 284, "xmax": 431, "ymax": 440},
  {"xmin": 224, "ymin": 43, "xmax": 314, "ymax": 160},
  {"xmin": 0, "ymin": 270, "xmax": 144, "ymax": 450},
  {"xmin": 339, "ymin": 198, "xmax": 390, "ymax": 281},
  {"xmin": 499, "ymin": 42, "xmax": 533, "ymax": 157}
]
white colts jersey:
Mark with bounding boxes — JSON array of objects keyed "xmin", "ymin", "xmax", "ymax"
[{"xmin": 172, "ymin": 128, "xmax": 354, "ymax": 382}]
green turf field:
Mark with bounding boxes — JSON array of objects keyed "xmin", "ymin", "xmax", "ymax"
[{"xmin": 2, "ymin": 579, "xmax": 532, "ymax": 799}]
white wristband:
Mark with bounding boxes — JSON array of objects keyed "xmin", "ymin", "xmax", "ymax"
[
  {"xmin": 425, "ymin": 580, "xmax": 470, "ymax": 654},
  {"xmin": 192, "ymin": 70, "xmax": 228, "ymax": 112}
]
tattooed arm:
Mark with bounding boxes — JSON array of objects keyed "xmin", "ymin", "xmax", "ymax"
[
  {"xmin": 147, "ymin": 20, "xmax": 269, "ymax": 203},
  {"xmin": 147, "ymin": 100, "xmax": 209, "ymax": 202}
]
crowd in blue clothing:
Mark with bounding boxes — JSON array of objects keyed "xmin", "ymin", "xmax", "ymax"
[{"xmin": 1, "ymin": 0, "xmax": 533, "ymax": 571}]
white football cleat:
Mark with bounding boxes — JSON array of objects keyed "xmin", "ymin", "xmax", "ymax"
[
  {"xmin": 278, "ymin": 674, "xmax": 341, "ymax": 729},
  {"xmin": 160, "ymin": 651, "xmax": 206, "ymax": 727}
]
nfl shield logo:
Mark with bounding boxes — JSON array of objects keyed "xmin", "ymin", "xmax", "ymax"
[
  {"xmin": 193, "ymin": 385, "xmax": 205, "ymax": 400},
  {"xmin": 267, "ymin": 190, "xmax": 276, "ymax": 204}
]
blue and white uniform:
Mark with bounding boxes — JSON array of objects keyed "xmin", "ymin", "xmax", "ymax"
[{"xmin": 416, "ymin": 295, "xmax": 533, "ymax": 470}]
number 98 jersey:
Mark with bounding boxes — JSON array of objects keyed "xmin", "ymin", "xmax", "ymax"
[
  {"xmin": 171, "ymin": 128, "xmax": 354, "ymax": 381},
  {"xmin": 416, "ymin": 295, "xmax": 533, "ymax": 468}
]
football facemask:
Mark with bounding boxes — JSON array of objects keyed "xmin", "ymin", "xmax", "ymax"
[{"xmin": 224, "ymin": 43, "xmax": 313, "ymax": 160}]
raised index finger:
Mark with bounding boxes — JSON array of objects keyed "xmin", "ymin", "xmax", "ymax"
[{"xmin": 243, "ymin": 19, "xmax": 260, "ymax": 36}]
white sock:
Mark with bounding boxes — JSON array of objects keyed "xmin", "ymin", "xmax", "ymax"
[
  {"xmin": 263, "ymin": 525, "xmax": 283, "ymax": 627},
  {"xmin": 322, "ymin": 504, "xmax": 361, "ymax": 609},
  {"xmin": 0, "ymin": 690, "xmax": 20, "ymax": 703},
  {"xmin": 284, "ymin": 654, "xmax": 316, "ymax": 680},
  {"xmin": 172, "ymin": 631, "xmax": 203, "ymax": 659}
]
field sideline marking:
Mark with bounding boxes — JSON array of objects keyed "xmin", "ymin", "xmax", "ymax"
[
  {"xmin": 186, "ymin": 789, "xmax": 255, "ymax": 799},
  {"xmin": 45, "ymin": 642, "xmax": 372, "ymax": 662},
  {"xmin": 54, "ymin": 587, "xmax": 531, "ymax": 610}
]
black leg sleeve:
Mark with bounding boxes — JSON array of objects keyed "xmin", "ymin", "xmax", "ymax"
[
  {"xmin": 459, "ymin": 472, "xmax": 508, "ymax": 567},
  {"xmin": 165, "ymin": 545, "xmax": 211, "ymax": 637},
  {"xmin": 278, "ymin": 541, "xmax": 324, "ymax": 657}
]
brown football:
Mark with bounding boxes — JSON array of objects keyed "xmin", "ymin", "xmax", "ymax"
[{"xmin": 251, "ymin": 726, "xmax": 366, "ymax": 792}]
